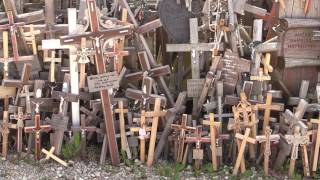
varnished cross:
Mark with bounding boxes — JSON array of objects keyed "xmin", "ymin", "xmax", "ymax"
[
  {"xmin": 9, "ymin": 106, "xmax": 32, "ymax": 153},
  {"xmin": 311, "ymin": 114, "xmax": 320, "ymax": 172},
  {"xmin": 41, "ymin": 147, "xmax": 68, "ymax": 167},
  {"xmin": 171, "ymin": 114, "xmax": 196, "ymax": 163},
  {"xmin": 202, "ymin": 113, "xmax": 221, "ymax": 171},
  {"xmin": 285, "ymin": 126, "xmax": 311, "ymax": 177},
  {"xmin": 185, "ymin": 126, "xmax": 211, "ymax": 170},
  {"xmin": 146, "ymin": 98, "xmax": 167, "ymax": 167},
  {"xmin": 256, "ymin": 93, "xmax": 283, "ymax": 133},
  {"xmin": 114, "ymin": 100, "xmax": 131, "ymax": 159},
  {"xmin": 256, "ymin": 126, "xmax": 280, "ymax": 175},
  {"xmin": 233, "ymin": 128, "xmax": 256, "ymax": 175},
  {"xmin": 43, "ymin": 51, "xmax": 62, "ymax": 83}
]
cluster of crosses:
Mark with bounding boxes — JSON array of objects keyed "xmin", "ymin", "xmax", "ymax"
[{"xmin": 0, "ymin": 0, "xmax": 319, "ymax": 178}]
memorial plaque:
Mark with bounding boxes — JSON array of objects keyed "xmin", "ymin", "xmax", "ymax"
[
  {"xmin": 87, "ymin": 72, "xmax": 119, "ymax": 93},
  {"xmin": 187, "ymin": 79, "xmax": 205, "ymax": 98},
  {"xmin": 192, "ymin": 149, "xmax": 203, "ymax": 159},
  {"xmin": 281, "ymin": 28, "xmax": 320, "ymax": 59}
]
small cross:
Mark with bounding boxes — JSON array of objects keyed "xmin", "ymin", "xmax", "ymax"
[{"xmin": 41, "ymin": 147, "xmax": 68, "ymax": 167}]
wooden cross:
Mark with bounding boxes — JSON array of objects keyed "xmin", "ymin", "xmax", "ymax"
[
  {"xmin": 125, "ymin": 51, "xmax": 171, "ymax": 82},
  {"xmin": 41, "ymin": 147, "xmax": 68, "ymax": 167},
  {"xmin": 288, "ymin": 80, "xmax": 309, "ymax": 106},
  {"xmin": 311, "ymin": 114, "xmax": 320, "ymax": 172},
  {"xmin": 154, "ymin": 92, "xmax": 187, "ymax": 161},
  {"xmin": 2, "ymin": 0, "xmax": 45, "ymax": 23},
  {"xmin": 171, "ymin": 114, "xmax": 196, "ymax": 163},
  {"xmin": 256, "ymin": 93, "xmax": 283, "ymax": 133},
  {"xmin": 51, "ymin": 90, "xmax": 79, "ymax": 114},
  {"xmin": 0, "ymin": 96, "xmax": 14, "ymax": 159},
  {"xmin": 19, "ymin": 85, "xmax": 34, "ymax": 114},
  {"xmin": 76, "ymin": 37, "xmax": 93, "ymax": 89},
  {"xmin": 25, "ymin": 90, "xmax": 52, "ymax": 160},
  {"xmin": 282, "ymin": 99, "xmax": 308, "ymax": 134},
  {"xmin": 202, "ymin": 113, "xmax": 221, "ymax": 171},
  {"xmin": 0, "ymin": 31, "xmax": 13, "ymax": 79},
  {"xmin": 71, "ymin": 114, "xmax": 96, "ymax": 158},
  {"xmin": 285, "ymin": 126, "xmax": 311, "ymax": 177},
  {"xmin": 9, "ymin": 106, "xmax": 32, "ymax": 153},
  {"xmin": 43, "ymin": 51, "xmax": 62, "ymax": 83},
  {"xmin": 60, "ymin": 0, "xmax": 133, "ymax": 165},
  {"xmin": 0, "ymin": 11, "xmax": 35, "ymax": 62},
  {"xmin": 146, "ymin": 98, "xmax": 167, "ymax": 167},
  {"xmin": 46, "ymin": 114, "xmax": 69, "ymax": 155},
  {"xmin": 23, "ymin": 25, "xmax": 41, "ymax": 55},
  {"xmin": 185, "ymin": 126, "xmax": 211, "ymax": 170},
  {"xmin": 233, "ymin": 128, "xmax": 256, "ymax": 175},
  {"xmin": 3, "ymin": 63, "xmax": 32, "ymax": 88},
  {"xmin": 261, "ymin": 53, "xmax": 273, "ymax": 75},
  {"xmin": 104, "ymin": 38, "xmax": 129, "ymax": 73},
  {"xmin": 256, "ymin": 126, "xmax": 280, "ymax": 175},
  {"xmin": 114, "ymin": 100, "xmax": 131, "ymax": 159}
]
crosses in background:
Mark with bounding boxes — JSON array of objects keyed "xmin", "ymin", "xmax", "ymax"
[{"xmin": 311, "ymin": 114, "xmax": 320, "ymax": 172}]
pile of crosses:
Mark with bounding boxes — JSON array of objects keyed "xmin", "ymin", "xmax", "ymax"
[{"xmin": 0, "ymin": 0, "xmax": 320, "ymax": 178}]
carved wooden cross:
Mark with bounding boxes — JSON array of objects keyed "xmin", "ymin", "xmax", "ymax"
[
  {"xmin": 171, "ymin": 114, "xmax": 196, "ymax": 163},
  {"xmin": 154, "ymin": 92, "xmax": 187, "ymax": 161},
  {"xmin": 71, "ymin": 114, "xmax": 96, "ymax": 158},
  {"xmin": 43, "ymin": 51, "xmax": 62, "ymax": 83},
  {"xmin": 233, "ymin": 128, "xmax": 256, "ymax": 175},
  {"xmin": 41, "ymin": 147, "xmax": 68, "ymax": 167},
  {"xmin": 0, "ymin": 11, "xmax": 35, "ymax": 62},
  {"xmin": 256, "ymin": 126, "xmax": 280, "ymax": 175},
  {"xmin": 45, "ymin": 114, "xmax": 69, "ymax": 155},
  {"xmin": 146, "ymin": 98, "xmax": 167, "ymax": 167},
  {"xmin": 311, "ymin": 114, "xmax": 320, "ymax": 172},
  {"xmin": 114, "ymin": 100, "xmax": 131, "ymax": 159},
  {"xmin": 9, "ymin": 106, "xmax": 32, "ymax": 153},
  {"xmin": 25, "ymin": 90, "xmax": 52, "ymax": 160},
  {"xmin": 285, "ymin": 126, "xmax": 311, "ymax": 177},
  {"xmin": 256, "ymin": 93, "xmax": 283, "ymax": 133},
  {"xmin": 202, "ymin": 113, "xmax": 221, "ymax": 171},
  {"xmin": 185, "ymin": 126, "xmax": 211, "ymax": 170},
  {"xmin": 60, "ymin": 0, "xmax": 133, "ymax": 165}
]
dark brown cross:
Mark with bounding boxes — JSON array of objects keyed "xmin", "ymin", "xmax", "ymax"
[
  {"xmin": 171, "ymin": 114, "xmax": 196, "ymax": 163},
  {"xmin": 0, "ymin": 96, "xmax": 14, "ymax": 159},
  {"xmin": 71, "ymin": 114, "xmax": 97, "ymax": 158},
  {"xmin": 25, "ymin": 94, "xmax": 52, "ymax": 160},
  {"xmin": 104, "ymin": 39, "xmax": 129, "ymax": 73},
  {"xmin": 0, "ymin": 11, "xmax": 35, "ymax": 62},
  {"xmin": 60, "ymin": 0, "xmax": 133, "ymax": 165},
  {"xmin": 51, "ymin": 90, "xmax": 79, "ymax": 114},
  {"xmin": 9, "ymin": 106, "xmax": 32, "ymax": 153},
  {"xmin": 185, "ymin": 126, "xmax": 210, "ymax": 170}
]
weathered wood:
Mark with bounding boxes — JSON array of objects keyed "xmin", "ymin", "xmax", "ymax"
[
  {"xmin": 42, "ymin": 147, "xmax": 68, "ymax": 167},
  {"xmin": 311, "ymin": 114, "xmax": 320, "ymax": 172}
]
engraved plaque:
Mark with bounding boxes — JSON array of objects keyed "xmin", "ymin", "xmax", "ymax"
[
  {"xmin": 192, "ymin": 149, "xmax": 203, "ymax": 160},
  {"xmin": 187, "ymin": 79, "xmax": 205, "ymax": 98},
  {"xmin": 281, "ymin": 28, "xmax": 320, "ymax": 59},
  {"xmin": 87, "ymin": 72, "xmax": 119, "ymax": 92}
]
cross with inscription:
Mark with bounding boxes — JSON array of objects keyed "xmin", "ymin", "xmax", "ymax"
[
  {"xmin": 171, "ymin": 114, "xmax": 196, "ymax": 163},
  {"xmin": 9, "ymin": 106, "xmax": 32, "ymax": 153},
  {"xmin": 60, "ymin": 0, "xmax": 133, "ymax": 165},
  {"xmin": 256, "ymin": 126, "xmax": 280, "ymax": 175}
]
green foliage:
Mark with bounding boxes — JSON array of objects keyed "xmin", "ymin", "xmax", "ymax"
[
  {"xmin": 292, "ymin": 172, "xmax": 302, "ymax": 180},
  {"xmin": 239, "ymin": 169, "xmax": 253, "ymax": 179},
  {"xmin": 202, "ymin": 163, "xmax": 214, "ymax": 173},
  {"xmin": 154, "ymin": 162, "xmax": 185, "ymax": 179},
  {"xmin": 61, "ymin": 133, "xmax": 81, "ymax": 160}
]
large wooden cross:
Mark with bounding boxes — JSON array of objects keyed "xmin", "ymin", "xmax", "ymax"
[
  {"xmin": 202, "ymin": 113, "xmax": 221, "ymax": 171},
  {"xmin": 233, "ymin": 128, "xmax": 256, "ymax": 175},
  {"xmin": 171, "ymin": 114, "xmax": 196, "ymax": 163},
  {"xmin": 60, "ymin": 0, "xmax": 133, "ymax": 165},
  {"xmin": 46, "ymin": 114, "xmax": 69, "ymax": 155},
  {"xmin": 311, "ymin": 114, "xmax": 320, "ymax": 172},
  {"xmin": 285, "ymin": 126, "xmax": 311, "ymax": 177},
  {"xmin": 256, "ymin": 126, "xmax": 280, "ymax": 175},
  {"xmin": 114, "ymin": 100, "xmax": 131, "ymax": 159},
  {"xmin": 146, "ymin": 98, "xmax": 167, "ymax": 167},
  {"xmin": 9, "ymin": 106, "xmax": 32, "ymax": 153}
]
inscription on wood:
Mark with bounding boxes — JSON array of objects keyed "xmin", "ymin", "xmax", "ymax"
[
  {"xmin": 281, "ymin": 28, "xmax": 320, "ymax": 59},
  {"xmin": 187, "ymin": 79, "xmax": 205, "ymax": 98},
  {"xmin": 87, "ymin": 72, "xmax": 119, "ymax": 92}
]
